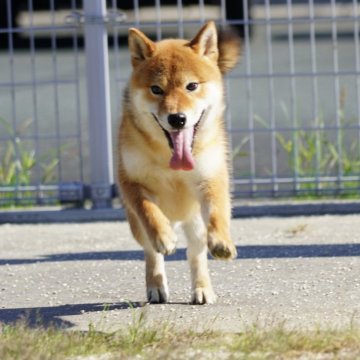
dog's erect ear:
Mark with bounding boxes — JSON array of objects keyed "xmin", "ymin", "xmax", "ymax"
[
  {"xmin": 189, "ymin": 21, "xmax": 219, "ymax": 63},
  {"xmin": 128, "ymin": 28, "xmax": 155, "ymax": 67}
]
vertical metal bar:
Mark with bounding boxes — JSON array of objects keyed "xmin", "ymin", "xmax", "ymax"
[
  {"xmin": 330, "ymin": 0, "xmax": 343, "ymax": 191},
  {"xmin": 198, "ymin": 0, "xmax": 205, "ymax": 24},
  {"xmin": 286, "ymin": 0, "xmax": 299, "ymax": 193},
  {"xmin": 112, "ymin": 0, "xmax": 122, "ymax": 132},
  {"xmin": 224, "ymin": 78, "xmax": 233, "ymax": 188},
  {"xmin": 28, "ymin": 0, "xmax": 41, "ymax": 200},
  {"xmin": 6, "ymin": 0, "xmax": 17, "ymax": 130},
  {"xmin": 220, "ymin": 0, "xmax": 226, "ymax": 26},
  {"xmin": 84, "ymin": 0, "xmax": 114, "ymax": 209},
  {"xmin": 352, "ymin": 0, "xmax": 360, "ymax": 175},
  {"xmin": 221, "ymin": 0, "xmax": 233, "ymax": 181},
  {"xmin": 242, "ymin": 0, "xmax": 256, "ymax": 195},
  {"xmin": 50, "ymin": 0, "xmax": 62, "ymax": 184},
  {"xmin": 72, "ymin": 0, "xmax": 84, "ymax": 183},
  {"xmin": 133, "ymin": 0, "xmax": 140, "ymax": 27},
  {"xmin": 309, "ymin": 0, "xmax": 320, "ymax": 192},
  {"xmin": 176, "ymin": 0, "xmax": 184, "ymax": 38},
  {"xmin": 155, "ymin": 0, "xmax": 162, "ymax": 41},
  {"xmin": 6, "ymin": 0, "xmax": 19, "ymax": 203},
  {"xmin": 264, "ymin": 0, "xmax": 278, "ymax": 195}
]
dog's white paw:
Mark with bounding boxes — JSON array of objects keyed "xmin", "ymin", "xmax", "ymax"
[
  {"xmin": 147, "ymin": 286, "xmax": 169, "ymax": 304},
  {"xmin": 191, "ymin": 287, "xmax": 217, "ymax": 305},
  {"xmin": 155, "ymin": 229, "xmax": 177, "ymax": 256},
  {"xmin": 208, "ymin": 231, "xmax": 237, "ymax": 260}
]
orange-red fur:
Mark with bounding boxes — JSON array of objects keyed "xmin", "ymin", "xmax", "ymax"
[{"xmin": 117, "ymin": 22, "xmax": 240, "ymax": 304}]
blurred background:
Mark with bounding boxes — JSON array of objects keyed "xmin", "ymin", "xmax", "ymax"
[{"xmin": 0, "ymin": 0, "xmax": 359, "ymax": 210}]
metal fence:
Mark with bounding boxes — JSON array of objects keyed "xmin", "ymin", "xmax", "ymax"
[{"xmin": 0, "ymin": 0, "xmax": 360, "ymax": 212}]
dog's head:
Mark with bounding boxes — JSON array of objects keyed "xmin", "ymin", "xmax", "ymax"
[{"xmin": 127, "ymin": 22, "xmax": 241, "ymax": 171}]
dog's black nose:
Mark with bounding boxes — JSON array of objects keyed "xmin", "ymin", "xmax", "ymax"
[{"xmin": 168, "ymin": 113, "xmax": 186, "ymax": 129}]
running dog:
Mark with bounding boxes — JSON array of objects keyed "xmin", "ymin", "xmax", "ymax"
[{"xmin": 117, "ymin": 21, "xmax": 240, "ymax": 304}]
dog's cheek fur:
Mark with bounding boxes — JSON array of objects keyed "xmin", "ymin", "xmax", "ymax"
[
  {"xmin": 192, "ymin": 81, "xmax": 224, "ymax": 135},
  {"xmin": 133, "ymin": 88, "xmax": 159, "ymax": 117}
]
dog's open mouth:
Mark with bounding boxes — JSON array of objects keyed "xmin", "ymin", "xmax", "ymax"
[{"xmin": 152, "ymin": 111, "xmax": 205, "ymax": 171}]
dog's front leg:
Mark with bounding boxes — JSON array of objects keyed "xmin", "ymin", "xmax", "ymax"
[
  {"xmin": 126, "ymin": 211, "xmax": 170, "ymax": 303},
  {"xmin": 200, "ymin": 177, "xmax": 237, "ymax": 260},
  {"xmin": 122, "ymin": 181, "xmax": 177, "ymax": 256},
  {"xmin": 122, "ymin": 181, "xmax": 176, "ymax": 303}
]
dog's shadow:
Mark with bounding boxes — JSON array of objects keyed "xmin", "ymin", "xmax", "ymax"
[
  {"xmin": 1, "ymin": 243, "xmax": 359, "ymax": 266},
  {"xmin": 0, "ymin": 302, "xmax": 144, "ymax": 329},
  {"xmin": 0, "ymin": 301, "xmax": 192, "ymax": 329}
]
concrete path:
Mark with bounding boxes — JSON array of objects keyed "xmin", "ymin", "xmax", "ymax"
[{"xmin": 0, "ymin": 215, "xmax": 359, "ymax": 332}]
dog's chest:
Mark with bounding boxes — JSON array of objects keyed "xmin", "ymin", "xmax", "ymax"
[
  {"xmin": 121, "ymin": 146, "xmax": 207, "ymax": 221},
  {"xmin": 147, "ymin": 171, "xmax": 200, "ymax": 221}
]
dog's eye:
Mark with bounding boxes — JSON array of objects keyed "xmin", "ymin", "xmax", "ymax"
[
  {"xmin": 186, "ymin": 82, "xmax": 198, "ymax": 92},
  {"xmin": 150, "ymin": 85, "xmax": 164, "ymax": 95}
]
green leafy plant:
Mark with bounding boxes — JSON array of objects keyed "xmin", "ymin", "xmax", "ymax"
[
  {"xmin": 252, "ymin": 92, "xmax": 360, "ymax": 196},
  {"xmin": 0, "ymin": 117, "xmax": 61, "ymax": 186},
  {"xmin": 0, "ymin": 117, "xmax": 35, "ymax": 186},
  {"xmin": 232, "ymin": 135, "xmax": 250, "ymax": 160},
  {"xmin": 0, "ymin": 117, "xmax": 61, "ymax": 206}
]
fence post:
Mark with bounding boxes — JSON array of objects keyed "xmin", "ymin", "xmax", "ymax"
[{"xmin": 83, "ymin": 0, "xmax": 114, "ymax": 209}]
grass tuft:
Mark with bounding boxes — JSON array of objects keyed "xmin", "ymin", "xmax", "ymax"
[
  {"xmin": 230, "ymin": 324, "xmax": 360, "ymax": 357},
  {"xmin": 1, "ymin": 314, "xmax": 360, "ymax": 360},
  {"xmin": 0, "ymin": 117, "xmax": 64, "ymax": 207}
]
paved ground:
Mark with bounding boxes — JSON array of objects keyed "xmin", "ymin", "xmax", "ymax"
[{"xmin": 0, "ymin": 214, "xmax": 359, "ymax": 333}]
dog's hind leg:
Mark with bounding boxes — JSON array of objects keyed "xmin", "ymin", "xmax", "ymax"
[
  {"xmin": 183, "ymin": 213, "xmax": 216, "ymax": 305},
  {"xmin": 127, "ymin": 211, "xmax": 169, "ymax": 303}
]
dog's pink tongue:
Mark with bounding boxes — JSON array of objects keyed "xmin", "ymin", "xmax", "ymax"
[{"xmin": 169, "ymin": 128, "xmax": 195, "ymax": 171}]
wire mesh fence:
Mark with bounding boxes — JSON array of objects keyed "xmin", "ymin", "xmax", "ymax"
[
  {"xmin": 0, "ymin": 0, "xmax": 86, "ymax": 207},
  {"xmin": 0, "ymin": 0, "xmax": 359, "ymax": 211}
]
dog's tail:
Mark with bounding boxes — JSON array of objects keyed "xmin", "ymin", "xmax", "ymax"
[{"xmin": 217, "ymin": 26, "xmax": 242, "ymax": 74}]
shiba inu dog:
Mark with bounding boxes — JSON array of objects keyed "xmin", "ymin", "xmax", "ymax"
[{"xmin": 117, "ymin": 21, "xmax": 240, "ymax": 304}]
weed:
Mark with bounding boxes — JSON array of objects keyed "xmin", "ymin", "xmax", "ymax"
[
  {"xmin": 285, "ymin": 223, "xmax": 308, "ymax": 237},
  {"xmin": 252, "ymin": 92, "xmax": 360, "ymax": 196},
  {"xmin": 230, "ymin": 324, "xmax": 360, "ymax": 358},
  {"xmin": 0, "ymin": 318, "xmax": 359, "ymax": 360},
  {"xmin": 232, "ymin": 135, "xmax": 250, "ymax": 160},
  {"xmin": 0, "ymin": 117, "xmax": 60, "ymax": 207},
  {"xmin": 0, "ymin": 117, "xmax": 35, "ymax": 186}
]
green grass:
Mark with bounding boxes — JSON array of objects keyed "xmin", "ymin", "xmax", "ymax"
[
  {"xmin": 253, "ymin": 106, "xmax": 360, "ymax": 181},
  {"xmin": 0, "ymin": 117, "xmax": 60, "ymax": 207},
  {"xmin": 234, "ymin": 93, "xmax": 360, "ymax": 198},
  {"xmin": 0, "ymin": 117, "xmax": 60, "ymax": 186},
  {"xmin": 1, "ymin": 313, "xmax": 360, "ymax": 360}
]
